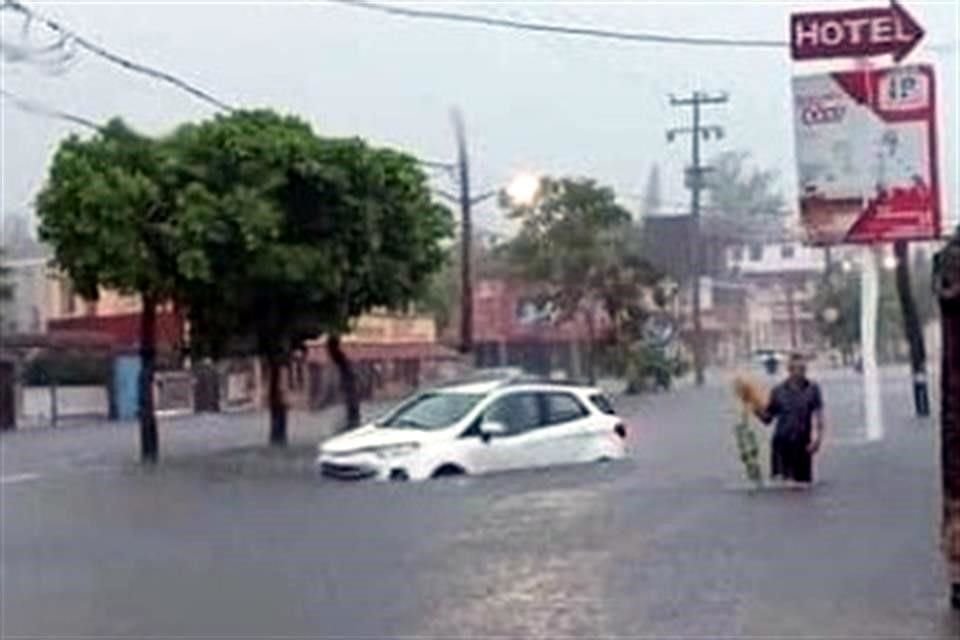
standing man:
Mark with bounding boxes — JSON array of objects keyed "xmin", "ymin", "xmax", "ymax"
[{"xmin": 756, "ymin": 353, "xmax": 825, "ymax": 486}]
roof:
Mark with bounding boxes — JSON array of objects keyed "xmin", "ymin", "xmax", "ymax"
[{"xmin": 2, "ymin": 330, "xmax": 117, "ymax": 350}]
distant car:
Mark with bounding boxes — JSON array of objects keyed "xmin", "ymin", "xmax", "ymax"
[{"xmin": 316, "ymin": 377, "xmax": 628, "ymax": 481}]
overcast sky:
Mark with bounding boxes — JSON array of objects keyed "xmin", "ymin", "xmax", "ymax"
[{"xmin": 2, "ymin": 0, "xmax": 958, "ymax": 239}]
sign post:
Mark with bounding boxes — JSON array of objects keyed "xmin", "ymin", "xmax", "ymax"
[{"xmin": 861, "ymin": 246, "xmax": 884, "ymax": 441}]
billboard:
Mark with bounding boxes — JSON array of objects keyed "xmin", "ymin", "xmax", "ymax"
[{"xmin": 792, "ymin": 64, "xmax": 940, "ymax": 245}]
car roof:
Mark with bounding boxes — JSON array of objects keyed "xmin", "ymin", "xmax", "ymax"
[{"xmin": 433, "ymin": 377, "xmax": 600, "ymax": 396}]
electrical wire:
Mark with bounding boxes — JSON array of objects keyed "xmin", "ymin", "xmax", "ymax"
[
  {"xmin": 327, "ymin": 0, "xmax": 787, "ymax": 49},
  {"xmin": 2, "ymin": 0, "xmax": 234, "ymax": 112},
  {"xmin": 1, "ymin": 88, "xmax": 102, "ymax": 131}
]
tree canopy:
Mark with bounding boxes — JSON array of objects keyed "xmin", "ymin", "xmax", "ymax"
[
  {"xmin": 174, "ymin": 110, "xmax": 452, "ymax": 440},
  {"xmin": 36, "ymin": 119, "xmax": 190, "ymax": 461},
  {"xmin": 502, "ymin": 176, "xmax": 661, "ymax": 381},
  {"xmin": 35, "ymin": 109, "xmax": 452, "ymax": 454},
  {"xmin": 705, "ymin": 151, "xmax": 786, "ymax": 222}
]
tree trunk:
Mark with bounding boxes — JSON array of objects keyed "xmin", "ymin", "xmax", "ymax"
[
  {"xmin": 138, "ymin": 293, "xmax": 159, "ymax": 463},
  {"xmin": 935, "ymin": 232, "xmax": 960, "ymax": 609},
  {"xmin": 327, "ymin": 334, "xmax": 360, "ymax": 431},
  {"xmin": 894, "ymin": 240, "xmax": 930, "ymax": 416},
  {"xmin": 267, "ymin": 356, "xmax": 288, "ymax": 446},
  {"xmin": 584, "ymin": 309, "xmax": 597, "ymax": 386}
]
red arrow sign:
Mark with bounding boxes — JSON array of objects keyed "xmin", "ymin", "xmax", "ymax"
[{"xmin": 791, "ymin": 1, "xmax": 924, "ymax": 62}]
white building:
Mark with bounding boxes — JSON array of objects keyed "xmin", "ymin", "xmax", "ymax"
[
  {"xmin": 725, "ymin": 239, "xmax": 834, "ymax": 355},
  {"xmin": 1, "ymin": 246, "xmax": 56, "ymax": 335}
]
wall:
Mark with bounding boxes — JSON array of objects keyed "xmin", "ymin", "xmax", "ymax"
[{"xmin": 19, "ymin": 385, "xmax": 109, "ymax": 428}]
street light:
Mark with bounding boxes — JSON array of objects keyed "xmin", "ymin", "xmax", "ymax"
[
  {"xmin": 431, "ymin": 160, "xmax": 542, "ymax": 355},
  {"xmin": 434, "ymin": 171, "xmax": 541, "ymax": 208},
  {"xmin": 504, "ymin": 172, "xmax": 541, "ymax": 207}
]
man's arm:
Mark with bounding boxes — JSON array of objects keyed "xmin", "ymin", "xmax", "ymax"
[
  {"xmin": 808, "ymin": 384, "xmax": 825, "ymax": 453},
  {"xmin": 755, "ymin": 389, "xmax": 779, "ymax": 425}
]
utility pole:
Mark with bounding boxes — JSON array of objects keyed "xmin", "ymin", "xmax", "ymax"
[
  {"xmin": 451, "ymin": 108, "xmax": 474, "ymax": 355},
  {"xmin": 668, "ymin": 91, "xmax": 728, "ymax": 387}
]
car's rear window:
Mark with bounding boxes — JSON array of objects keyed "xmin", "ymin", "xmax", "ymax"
[{"xmin": 589, "ymin": 393, "xmax": 616, "ymax": 415}]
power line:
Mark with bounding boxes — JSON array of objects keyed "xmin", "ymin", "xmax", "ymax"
[
  {"xmin": 328, "ymin": 0, "xmax": 787, "ymax": 49},
  {"xmin": 2, "ymin": 0, "xmax": 234, "ymax": 112},
  {"xmin": 1, "ymin": 88, "xmax": 102, "ymax": 131}
]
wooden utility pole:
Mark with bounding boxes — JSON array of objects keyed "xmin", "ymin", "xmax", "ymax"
[
  {"xmin": 451, "ymin": 108, "xmax": 473, "ymax": 355},
  {"xmin": 668, "ymin": 91, "xmax": 728, "ymax": 386},
  {"xmin": 934, "ymin": 228, "xmax": 960, "ymax": 610}
]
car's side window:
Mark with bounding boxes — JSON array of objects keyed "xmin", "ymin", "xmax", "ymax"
[
  {"xmin": 483, "ymin": 393, "xmax": 541, "ymax": 435},
  {"xmin": 542, "ymin": 392, "xmax": 589, "ymax": 426}
]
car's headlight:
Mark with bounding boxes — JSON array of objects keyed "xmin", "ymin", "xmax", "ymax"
[{"xmin": 373, "ymin": 443, "xmax": 420, "ymax": 459}]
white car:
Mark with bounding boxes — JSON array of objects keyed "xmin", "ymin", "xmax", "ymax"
[{"xmin": 316, "ymin": 377, "xmax": 628, "ymax": 481}]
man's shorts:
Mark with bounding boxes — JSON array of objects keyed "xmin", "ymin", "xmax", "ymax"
[{"xmin": 771, "ymin": 435, "xmax": 812, "ymax": 483}]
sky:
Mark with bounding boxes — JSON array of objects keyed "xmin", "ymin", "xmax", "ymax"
[{"xmin": 2, "ymin": 0, "xmax": 958, "ymax": 240}]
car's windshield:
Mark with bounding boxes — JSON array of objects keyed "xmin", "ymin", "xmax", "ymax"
[{"xmin": 378, "ymin": 392, "xmax": 484, "ymax": 430}]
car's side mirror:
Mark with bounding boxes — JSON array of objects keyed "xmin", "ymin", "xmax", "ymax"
[{"xmin": 479, "ymin": 421, "xmax": 507, "ymax": 442}]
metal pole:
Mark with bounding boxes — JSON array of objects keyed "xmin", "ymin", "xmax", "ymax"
[
  {"xmin": 861, "ymin": 246, "xmax": 884, "ymax": 441},
  {"xmin": 451, "ymin": 108, "xmax": 473, "ymax": 355},
  {"xmin": 893, "ymin": 239, "xmax": 930, "ymax": 417}
]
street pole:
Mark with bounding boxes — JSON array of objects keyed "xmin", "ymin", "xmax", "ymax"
[
  {"xmin": 668, "ymin": 91, "xmax": 727, "ymax": 387},
  {"xmin": 451, "ymin": 108, "xmax": 473, "ymax": 355}
]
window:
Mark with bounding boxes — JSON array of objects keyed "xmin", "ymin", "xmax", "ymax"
[
  {"xmin": 749, "ymin": 243, "xmax": 763, "ymax": 261},
  {"xmin": 780, "ymin": 244, "xmax": 795, "ymax": 259},
  {"xmin": 589, "ymin": 394, "xmax": 616, "ymax": 415},
  {"xmin": 543, "ymin": 393, "xmax": 589, "ymax": 425},
  {"xmin": 483, "ymin": 393, "xmax": 541, "ymax": 434},
  {"xmin": 731, "ymin": 245, "xmax": 744, "ymax": 262}
]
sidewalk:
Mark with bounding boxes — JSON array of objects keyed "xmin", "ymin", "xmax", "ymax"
[{"xmin": 0, "ymin": 401, "xmax": 394, "ymax": 478}]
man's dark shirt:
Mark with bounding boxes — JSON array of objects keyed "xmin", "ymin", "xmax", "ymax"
[{"xmin": 761, "ymin": 378, "xmax": 823, "ymax": 441}]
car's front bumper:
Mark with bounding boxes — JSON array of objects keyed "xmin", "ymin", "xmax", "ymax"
[
  {"xmin": 315, "ymin": 449, "xmax": 424, "ymax": 481},
  {"xmin": 316, "ymin": 451, "xmax": 386, "ymax": 480}
]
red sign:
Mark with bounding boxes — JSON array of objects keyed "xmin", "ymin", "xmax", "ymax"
[
  {"xmin": 792, "ymin": 65, "xmax": 940, "ymax": 245},
  {"xmin": 791, "ymin": 1, "xmax": 924, "ymax": 62}
]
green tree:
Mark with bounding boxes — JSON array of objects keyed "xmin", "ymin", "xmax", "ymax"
[
  {"xmin": 36, "ymin": 119, "xmax": 181, "ymax": 462},
  {"xmin": 705, "ymin": 151, "xmax": 786, "ymax": 221},
  {"xmin": 503, "ymin": 176, "xmax": 659, "ymax": 383},
  {"xmin": 175, "ymin": 110, "xmax": 451, "ymax": 442},
  {"xmin": 814, "ymin": 265, "xmax": 919, "ymax": 364}
]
